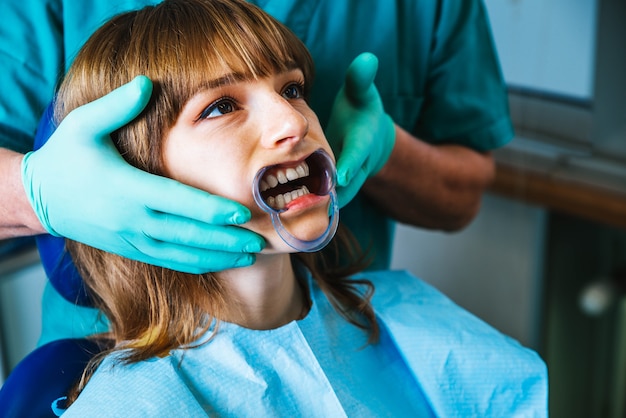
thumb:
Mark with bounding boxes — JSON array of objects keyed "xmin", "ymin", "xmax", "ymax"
[
  {"xmin": 344, "ymin": 52, "xmax": 379, "ymax": 104},
  {"xmin": 68, "ymin": 75, "xmax": 153, "ymax": 137}
]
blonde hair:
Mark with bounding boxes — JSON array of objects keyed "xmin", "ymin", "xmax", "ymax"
[{"xmin": 57, "ymin": 0, "xmax": 377, "ymax": 401}]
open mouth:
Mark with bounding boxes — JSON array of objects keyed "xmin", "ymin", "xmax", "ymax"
[
  {"xmin": 254, "ymin": 150, "xmax": 335, "ymax": 212},
  {"xmin": 252, "ymin": 148, "xmax": 339, "ymax": 252}
]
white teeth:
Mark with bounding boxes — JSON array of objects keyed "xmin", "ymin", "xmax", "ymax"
[
  {"xmin": 260, "ymin": 160, "xmax": 313, "ymax": 210},
  {"xmin": 265, "ymin": 186, "xmax": 311, "ymax": 210},
  {"xmin": 277, "ymin": 171, "xmax": 288, "ymax": 184},
  {"xmin": 266, "ymin": 175, "xmax": 279, "ymax": 188},
  {"xmin": 262, "ymin": 161, "xmax": 310, "ymax": 190},
  {"xmin": 286, "ymin": 168, "xmax": 299, "ymax": 181}
]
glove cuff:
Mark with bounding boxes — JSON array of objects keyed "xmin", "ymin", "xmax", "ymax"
[{"xmin": 21, "ymin": 151, "xmax": 60, "ymax": 236}]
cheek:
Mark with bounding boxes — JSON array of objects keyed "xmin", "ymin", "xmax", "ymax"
[
  {"xmin": 163, "ymin": 143, "xmax": 245, "ymax": 199},
  {"xmin": 306, "ymin": 122, "xmax": 334, "ymax": 161},
  {"xmin": 194, "ymin": 165, "xmax": 249, "ymax": 203}
]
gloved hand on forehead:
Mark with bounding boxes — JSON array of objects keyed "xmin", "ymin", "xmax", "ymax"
[
  {"xmin": 21, "ymin": 76, "xmax": 265, "ymax": 274},
  {"xmin": 325, "ymin": 52, "xmax": 396, "ymax": 208}
]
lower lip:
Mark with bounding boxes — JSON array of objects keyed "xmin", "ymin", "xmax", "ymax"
[{"xmin": 284, "ymin": 193, "xmax": 329, "ymax": 212}]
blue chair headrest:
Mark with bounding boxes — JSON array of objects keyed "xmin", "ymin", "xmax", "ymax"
[{"xmin": 0, "ymin": 338, "xmax": 104, "ymax": 417}]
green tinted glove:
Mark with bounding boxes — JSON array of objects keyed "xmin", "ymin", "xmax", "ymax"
[
  {"xmin": 326, "ymin": 52, "xmax": 396, "ymax": 207},
  {"xmin": 22, "ymin": 76, "xmax": 264, "ymax": 273}
]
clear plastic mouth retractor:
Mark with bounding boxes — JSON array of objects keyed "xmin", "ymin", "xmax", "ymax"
[{"xmin": 252, "ymin": 149, "xmax": 339, "ymax": 252}]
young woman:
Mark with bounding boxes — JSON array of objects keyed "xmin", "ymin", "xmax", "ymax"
[{"xmin": 50, "ymin": 0, "xmax": 547, "ymax": 415}]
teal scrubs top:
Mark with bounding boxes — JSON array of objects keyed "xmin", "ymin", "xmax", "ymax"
[
  {"xmin": 59, "ymin": 271, "xmax": 547, "ymax": 417},
  {"xmin": 2, "ymin": 0, "xmax": 513, "ymax": 341}
]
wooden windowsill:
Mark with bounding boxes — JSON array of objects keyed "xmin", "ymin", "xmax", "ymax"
[{"xmin": 490, "ymin": 161, "xmax": 626, "ymax": 230}]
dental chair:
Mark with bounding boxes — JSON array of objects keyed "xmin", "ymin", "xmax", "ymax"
[{"xmin": 0, "ymin": 105, "xmax": 104, "ymax": 417}]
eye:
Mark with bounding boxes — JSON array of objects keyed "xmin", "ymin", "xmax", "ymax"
[
  {"xmin": 199, "ymin": 97, "xmax": 238, "ymax": 119},
  {"xmin": 282, "ymin": 82, "xmax": 305, "ymax": 100}
]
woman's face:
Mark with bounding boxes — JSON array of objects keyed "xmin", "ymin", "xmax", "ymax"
[{"xmin": 163, "ymin": 68, "xmax": 335, "ymax": 253}]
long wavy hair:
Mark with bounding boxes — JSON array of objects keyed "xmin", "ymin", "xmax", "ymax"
[{"xmin": 55, "ymin": 0, "xmax": 378, "ymax": 401}]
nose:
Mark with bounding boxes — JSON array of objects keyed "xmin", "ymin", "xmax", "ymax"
[{"xmin": 259, "ymin": 94, "xmax": 309, "ymax": 149}]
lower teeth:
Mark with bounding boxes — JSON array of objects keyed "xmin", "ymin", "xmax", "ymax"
[{"xmin": 266, "ymin": 186, "xmax": 310, "ymax": 210}]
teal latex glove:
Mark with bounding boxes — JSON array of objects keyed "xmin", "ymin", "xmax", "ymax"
[
  {"xmin": 325, "ymin": 52, "xmax": 396, "ymax": 207},
  {"xmin": 22, "ymin": 76, "xmax": 264, "ymax": 273}
]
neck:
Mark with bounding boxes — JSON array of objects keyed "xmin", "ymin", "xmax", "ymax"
[{"xmin": 217, "ymin": 253, "xmax": 307, "ymax": 330}]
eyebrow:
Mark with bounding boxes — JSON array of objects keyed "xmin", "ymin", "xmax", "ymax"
[
  {"xmin": 202, "ymin": 63, "xmax": 302, "ymax": 90},
  {"xmin": 203, "ymin": 73, "xmax": 243, "ymax": 89}
]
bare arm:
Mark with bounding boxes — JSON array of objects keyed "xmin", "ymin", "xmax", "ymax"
[
  {"xmin": 362, "ymin": 125, "xmax": 496, "ymax": 231},
  {"xmin": 0, "ymin": 148, "xmax": 46, "ymax": 239}
]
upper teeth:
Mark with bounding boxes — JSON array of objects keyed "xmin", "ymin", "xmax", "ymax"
[{"xmin": 260, "ymin": 161, "xmax": 310, "ymax": 192}]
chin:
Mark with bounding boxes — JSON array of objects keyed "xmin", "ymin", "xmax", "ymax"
[{"xmin": 263, "ymin": 215, "xmax": 331, "ymax": 254}]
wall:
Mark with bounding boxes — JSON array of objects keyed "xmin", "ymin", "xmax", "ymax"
[
  {"xmin": 0, "ymin": 247, "xmax": 47, "ymax": 385},
  {"xmin": 391, "ymin": 193, "xmax": 547, "ymax": 350}
]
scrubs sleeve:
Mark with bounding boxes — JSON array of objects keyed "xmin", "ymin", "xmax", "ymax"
[
  {"xmin": 415, "ymin": 0, "xmax": 513, "ymax": 151},
  {"xmin": 1, "ymin": 0, "xmax": 64, "ymax": 153}
]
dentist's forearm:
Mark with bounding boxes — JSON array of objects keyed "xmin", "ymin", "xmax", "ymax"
[
  {"xmin": 0, "ymin": 148, "xmax": 46, "ymax": 238},
  {"xmin": 362, "ymin": 125, "xmax": 495, "ymax": 231}
]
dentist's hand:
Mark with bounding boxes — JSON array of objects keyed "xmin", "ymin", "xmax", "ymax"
[
  {"xmin": 21, "ymin": 76, "xmax": 264, "ymax": 273},
  {"xmin": 326, "ymin": 52, "xmax": 396, "ymax": 207}
]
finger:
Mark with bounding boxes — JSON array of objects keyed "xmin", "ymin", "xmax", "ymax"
[
  {"xmin": 336, "ymin": 168, "xmax": 368, "ymax": 208},
  {"xmin": 335, "ymin": 125, "xmax": 373, "ymax": 186},
  {"xmin": 345, "ymin": 52, "xmax": 379, "ymax": 104},
  {"xmin": 136, "ymin": 174, "xmax": 253, "ymax": 226},
  {"xmin": 134, "ymin": 242, "xmax": 258, "ymax": 274},
  {"xmin": 68, "ymin": 76, "xmax": 153, "ymax": 137},
  {"xmin": 144, "ymin": 217, "xmax": 265, "ymax": 254}
]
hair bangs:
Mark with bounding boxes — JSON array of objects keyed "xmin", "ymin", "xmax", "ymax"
[
  {"xmin": 145, "ymin": 0, "xmax": 315, "ymax": 117},
  {"xmin": 56, "ymin": 0, "xmax": 315, "ymax": 175}
]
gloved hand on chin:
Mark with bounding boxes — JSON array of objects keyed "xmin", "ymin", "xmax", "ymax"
[
  {"xmin": 21, "ymin": 76, "xmax": 264, "ymax": 274},
  {"xmin": 325, "ymin": 52, "xmax": 396, "ymax": 208}
]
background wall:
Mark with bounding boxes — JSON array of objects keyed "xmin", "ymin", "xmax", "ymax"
[
  {"xmin": 390, "ymin": 193, "xmax": 547, "ymax": 350},
  {"xmin": 0, "ymin": 245, "xmax": 46, "ymax": 385}
]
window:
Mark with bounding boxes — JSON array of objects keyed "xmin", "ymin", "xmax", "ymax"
[{"xmin": 484, "ymin": 0, "xmax": 626, "ymax": 184}]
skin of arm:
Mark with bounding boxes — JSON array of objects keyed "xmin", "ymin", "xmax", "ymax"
[
  {"xmin": 362, "ymin": 124, "xmax": 495, "ymax": 232},
  {"xmin": 0, "ymin": 148, "xmax": 46, "ymax": 238}
]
